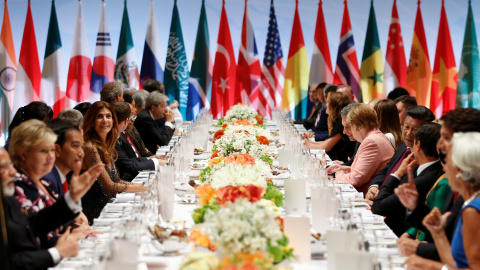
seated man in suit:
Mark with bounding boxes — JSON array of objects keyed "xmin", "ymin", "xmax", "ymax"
[
  {"xmin": 294, "ymin": 83, "xmax": 324, "ymax": 130},
  {"xmin": 395, "ymin": 108, "xmax": 480, "ymax": 261},
  {"xmin": 303, "ymin": 84, "xmax": 337, "ymax": 141},
  {"xmin": 1, "ymin": 147, "xmax": 103, "ymax": 270},
  {"xmin": 371, "ymin": 123, "xmax": 443, "ymax": 236},
  {"xmin": 43, "ymin": 123, "xmax": 91, "ymax": 226},
  {"xmin": 365, "ymin": 106, "xmax": 436, "ymax": 205},
  {"xmin": 134, "ymin": 92, "xmax": 175, "ymax": 153},
  {"xmin": 112, "ymin": 102, "xmax": 161, "ymax": 181}
]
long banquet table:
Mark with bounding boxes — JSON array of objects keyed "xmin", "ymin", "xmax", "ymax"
[{"xmin": 51, "ymin": 120, "xmax": 408, "ymax": 270}]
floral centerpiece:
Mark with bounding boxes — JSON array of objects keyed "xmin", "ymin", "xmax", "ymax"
[
  {"xmin": 217, "ymin": 104, "xmax": 264, "ymax": 127},
  {"xmin": 212, "ymin": 132, "xmax": 269, "ymax": 159},
  {"xmin": 223, "ymin": 123, "xmax": 272, "ymax": 140}
]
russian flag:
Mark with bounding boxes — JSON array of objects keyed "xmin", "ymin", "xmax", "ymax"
[{"xmin": 140, "ymin": 0, "xmax": 163, "ymax": 86}]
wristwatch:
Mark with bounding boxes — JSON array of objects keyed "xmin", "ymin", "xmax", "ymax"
[{"xmin": 441, "ymin": 264, "xmax": 450, "ymax": 270}]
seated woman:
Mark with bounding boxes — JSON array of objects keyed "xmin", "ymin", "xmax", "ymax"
[
  {"xmin": 10, "ymin": 119, "xmax": 90, "ymax": 248},
  {"xmin": 374, "ymin": 99, "xmax": 403, "ymax": 149},
  {"xmin": 81, "ymin": 101, "xmax": 146, "ymax": 223},
  {"xmin": 333, "ymin": 104, "xmax": 394, "ymax": 194},
  {"xmin": 304, "ymin": 92, "xmax": 356, "ymax": 163},
  {"xmin": 405, "ymin": 132, "xmax": 480, "ymax": 269}
]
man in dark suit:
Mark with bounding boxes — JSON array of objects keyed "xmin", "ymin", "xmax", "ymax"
[
  {"xmin": 294, "ymin": 83, "xmax": 325, "ymax": 130},
  {"xmin": 112, "ymin": 102, "xmax": 160, "ymax": 181},
  {"xmin": 365, "ymin": 106, "xmax": 436, "ymax": 205},
  {"xmin": 371, "ymin": 123, "xmax": 443, "ymax": 237},
  {"xmin": 395, "ymin": 108, "xmax": 480, "ymax": 261},
  {"xmin": 1, "ymin": 147, "xmax": 103, "ymax": 270},
  {"xmin": 134, "ymin": 92, "xmax": 175, "ymax": 153}
]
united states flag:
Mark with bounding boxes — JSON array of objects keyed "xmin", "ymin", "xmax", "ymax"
[{"xmin": 259, "ymin": 0, "xmax": 284, "ymax": 119}]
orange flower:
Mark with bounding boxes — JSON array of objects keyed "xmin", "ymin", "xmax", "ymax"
[
  {"xmin": 256, "ymin": 136, "xmax": 269, "ymax": 145},
  {"xmin": 222, "ymin": 123, "xmax": 228, "ymax": 129},
  {"xmin": 216, "ymin": 252, "xmax": 270, "ymax": 270},
  {"xmin": 208, "ymin": 157, "xmax": 224, "ymax": 167},
  {"xmin": 211, "ymin": 150, "xmax": 220, "ymax": 159},
  {"xmin": 189, "ymin": 227, "xmax": 217, "ymax": 251},
  {"xmin": 233, "ymin": 119, "xmax": 254, "ymax": 126},
  {"xmin": 224, "ymin": 153, "xmax": 255, "ymax": 166},
  {"xmin": 214, "ymin": 130, "xmax": 225, "ymax": 142},
  {"xmin": 215, "ymin": 185, "xmax": 265, "ymax": 206},
  {"xmin": 195, "ymin": 184, "xmax": 216, "ymax": 205},
  {"xmin": 275, "ymin": 216, "xmax": 284, "ymax": 232},
  {"xmin": 254, "ymin": 116, "xmax": 263, "ymax": 125}
]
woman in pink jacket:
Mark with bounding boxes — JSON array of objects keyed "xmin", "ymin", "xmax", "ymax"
[{"xmin": 335, "ymin": 104, "xmax": 395, "ymax": 195}]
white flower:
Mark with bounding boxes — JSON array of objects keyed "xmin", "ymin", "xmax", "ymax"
[{"xmin": 203, "ymin": 198, "xmax": 283, "ymax": 254}]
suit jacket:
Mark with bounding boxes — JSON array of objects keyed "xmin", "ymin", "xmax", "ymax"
[
  {"xmin": 42, "ymin": 167, "xmax": 65, "ymax": 198},
  {"xmin": 134, "ymin": 109, "xmax": 174, "ymax": 153},
  {"xmin": 371, "ymin": 161, "xmax": 444, "ymax": 237},
  {"xmin": 312, "ymin": 107, "xmax": 329, "ymax": 141},
  {"xmin": 115, "ymin": 133, "xmax": 155, "ymax": 181},
  {"xmin": 4, "ymin": 196, "xmax": 79, "ymax": 270},
  {"xmin": 344, "ymin": 142, "xmax": 360, "ymax": 166},
  {"xmin": 336, "ymin": 129, "xmax": 394, "ymax": 195},
  {"xmin": 369, "ymin": 143, "xmax": 408, "ymax": 187},
  {"xmin": 128, "ymin": 126, "xmax": 153, "ymax": 157},
  {"xmin": 295, "ymin": 102, "xmax": 322, "ymax": 130},
  {"xmin": 406, "ymin": 191, "xmax": 464, "ymax": 260}
]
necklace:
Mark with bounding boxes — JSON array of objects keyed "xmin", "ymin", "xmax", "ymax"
[{"xmin": 463, "ymin": 190, "xmax": 480, "ymax": 208}]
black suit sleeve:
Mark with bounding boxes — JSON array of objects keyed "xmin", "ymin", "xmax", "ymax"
[
  {"xmin": 28, "ymin": 196, "xmax": 79, "ymax": 237},
  {"xmin": 416, "ymin": 243, "xmax": 440, "ymax": 261},
  {"xmin": 13, "ymin": 250, "xmax": 53, "ymax": 270},
  {"xmin": 135, "ymin": 111, "xmax": 174, "ymax": 153},
  {"xmin": 115, "ymin": 142, "xmax": 155, "ymax": 181},
  {"xmin": 371, "ymin": 175, "xmax": 405, "ymax": 216}
]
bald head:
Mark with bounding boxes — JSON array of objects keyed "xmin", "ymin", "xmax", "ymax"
[{"xmin": 337, "ymin": 85, "xmax": 355, "ymax": 103}]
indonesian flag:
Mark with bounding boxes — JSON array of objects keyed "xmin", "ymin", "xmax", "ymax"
[
  {"xmin": 0, "ymin": 0, "xmax": 17, "ymax": 135},
  {"xmin": 90, "ymin": 0, "xmax": 115, "ymax": 103},
  {"xmin": 236, "ymin": 0, "xmax": 261, "ymax": 110},
  {"xmin": 430, "ymin": 1, "xmax": 457, "ymax": 117},
  {"xmin": 384, "ymin": 0, "xmax": 407, "ymax": 94},
  {"xmin": 40, "ymin": 0, "xmax": 67, "ymax": 117},
  {"xmin": 309, "ymin": 0, "xmax": 333, "ymax": 85},
  {"xmin": 211, "ymin": 0, "xmax": 236, "ymax": 119},
  {"xmin": 13, "ymin": 1, "xmax": 41, "ymax": 116},
  {"xmin": 66, "ymin": 0, "xmax": 92, "ymax": 109}
]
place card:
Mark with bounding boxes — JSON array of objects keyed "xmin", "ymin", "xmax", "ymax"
[
  {"xmin": 326, "ymin": 230, "xmax": 360, "ymax": 270},
  {"xmin": 278, "ymin": 149, "xmax": 294, "ymax": 167},
  {"xmin": 283, "ymin": 216, "xmax": 310, "ymax": 263},
  {"xmin": 284, "ymin": 178, "xmax": 306, "ymax": 215}
]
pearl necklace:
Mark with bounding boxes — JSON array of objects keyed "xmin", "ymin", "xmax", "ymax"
[{"xmin": 463, "ymin": 190, "xmax": 480, "ymax": 208}]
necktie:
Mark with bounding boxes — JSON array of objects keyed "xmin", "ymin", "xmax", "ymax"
[
  {"xmin": 124, "ymin": 132, "xmax": 141, "ymax": 157},
  {"xmin": 314, "ymin": 108, "xmax": 322, "ymax": 126},
  {"xmin": 380, "ymin": 148, "xmax": 411, "ymax": 188},
  {"xmin": 62, "ymin": 181, "xmax": 69, "ymax": 193}
]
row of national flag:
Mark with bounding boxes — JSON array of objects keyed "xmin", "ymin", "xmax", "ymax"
[{"xmin": 0, "ymin": 0, "xmax": 478, "ymax": 138}]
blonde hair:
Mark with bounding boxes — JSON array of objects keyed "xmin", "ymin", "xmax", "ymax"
[
  {"xmin": 9, "ymin": 119, "xmax": 57, "ymax": 167},
  {"xmin": 347, "ymin": 103, "xmax": 378, "ymax": 131}
]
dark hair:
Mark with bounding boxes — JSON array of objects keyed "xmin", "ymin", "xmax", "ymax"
[
  {"xmin": 73, "ymin": 102, "xmax": 92, "ymax": 116},
  {"xmin": 112, "ymin": 101, "xmax": 131, "ymax": 123},
  {"xmin": 324, "ymin": 84, "xmax": 338, "ymax": 97},
  {"xmin": 394, "ymin": 95, "xmax": 417, "ymax": 109},
  {"xmin": 387, "ymin": 87, "xmax": 410, "ymax": 100},
  {"xmin": 143, "ymin": 79, "xmax": 165, "ymax": 94},
  {"xmin": 100, "ymin": 82, "xmax": 123, "ymax": 104},
  {"xmin": 414, "ymin": 122, "xmax": 441, "ymax": 158},
  {"xmin": 441, "ymin": 108, "xmax": 480, "ymax": 132},
  {"xmin": 405, "ymin": 106, "xmax": 435, "ymax": 122},
  {"xmin": 48, "ymin": 121, "xmax": 81, "ymax": 147},
  {"xmin": 123, "ymin": 93, "xmax": 133, "ymax": 104},
  {"xmin": 9, "ymin": 101, "xmax": 53, "ymax": 134},
  {"xmin": 316, "ymin": 82, "xmax": 327, "ymax": 91},
  {"xmin": 374, "ymin": 99, "xmax": 403, "ymax": 149},
  {"xmin": 83, "ymin": 101, "xmax": 119, "ymax": 165}
]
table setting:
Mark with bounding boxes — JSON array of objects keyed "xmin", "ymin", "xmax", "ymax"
[{"xmin": 51, "ymin": 106, "xmax": 408, "ymax": 270}]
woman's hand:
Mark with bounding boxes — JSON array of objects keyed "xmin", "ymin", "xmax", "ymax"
[{"xmin": 422, "ymin": 208, "xmax": 451, "ymax": 236}]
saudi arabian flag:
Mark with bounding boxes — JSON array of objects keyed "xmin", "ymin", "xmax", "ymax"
[
  {"xmin": 164, "ymin": 0, "xmax": 189, "ymax": 118},
  {"xmin": 115, "ymin": 0, "xmax": 140, "ymax": 89},
  {"xmin": 457, "ymin": 0, "xmax": 480, "ymax": 109}
]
